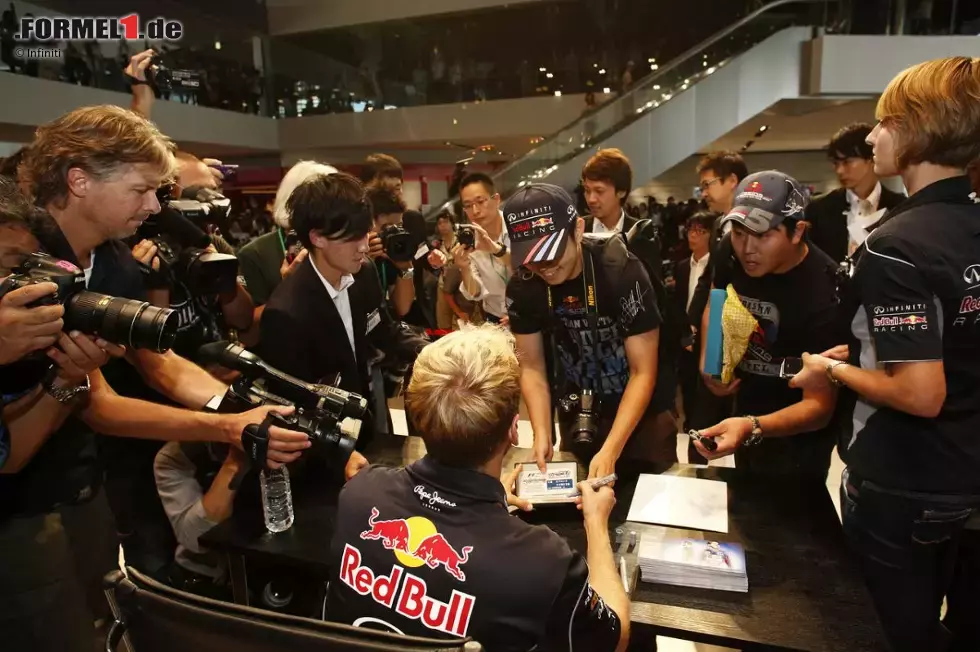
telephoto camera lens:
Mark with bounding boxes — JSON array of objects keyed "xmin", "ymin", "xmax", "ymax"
[{"xmin": 65, "ymin": 290, "xmax": 178, "ymax": 352}]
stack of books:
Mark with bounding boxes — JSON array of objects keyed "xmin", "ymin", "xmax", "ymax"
[{"xmin": 637, "ymin": 535, "xmax": 747, "ymax": 593}]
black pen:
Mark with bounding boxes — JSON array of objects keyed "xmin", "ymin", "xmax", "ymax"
[{"xmin": 566, "ymin": 473, "xmax": 618, "ymax": 498}]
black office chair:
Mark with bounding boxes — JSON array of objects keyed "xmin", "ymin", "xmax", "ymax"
[{"xmin": 104, "ymin": 568, "xmax": 483, "ymax": 652}]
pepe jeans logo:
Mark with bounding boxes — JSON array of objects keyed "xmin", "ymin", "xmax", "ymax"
[{"xmin": 414, "ymin": 485, "xmax": 457, "ymax": 511}]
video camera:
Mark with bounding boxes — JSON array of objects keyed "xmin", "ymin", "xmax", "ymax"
[
  {"xmin": 0, "ymin": 253, "xmax": 177, "ymax": 352},
  {"xmin": 199, "ymin": 342, "xmax": 367, "ymax": 468},
  {"xmin": 145, "ymin": 53, "xmax": 202, "ymax": 95},
  {"xmin": 138, "ymin": 187, "xmax": 238, "ymax": 296}
]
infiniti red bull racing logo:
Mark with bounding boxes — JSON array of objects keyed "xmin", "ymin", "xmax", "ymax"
[{"xmin": 342, "ymin": 507, "xmax": 477, "ymax": 636}]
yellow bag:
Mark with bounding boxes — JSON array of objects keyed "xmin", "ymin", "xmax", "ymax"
[{"xmin": 720, "ymin": 284, "xmax": 759, "ymax": 384}]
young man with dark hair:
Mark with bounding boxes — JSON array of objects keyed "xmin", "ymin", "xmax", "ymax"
[
  {"xmin": 582, "ymin": 148, "xmax": 637, "ymax": 235},
  {"xmin": 365, "ymin": 185, "xmax": 417, "ymax": 318},
  {"xmin": 506, "ymin": 184, "xmax": 675, "ymax": 479},
  {"xmin": 454, "ymin": 172, "xmax": 512, "ymax": 324},
  {"xmin": 806, "ymin": 122, "xmax": 905, "ymax": 263},
  {"xmin": 696, "ymin": 151, "xmax": 749, "ymax": 217},
  {"xmin": 693, "ymin": 171, "xmax": 843, "ymax": 482},
  {"xmin": 258, "ymin": 172, "xmax": 422, "ymax": 449},
  {"xmin": 329, "ymin": 325, "xmax": 630, "ymax": 651}
]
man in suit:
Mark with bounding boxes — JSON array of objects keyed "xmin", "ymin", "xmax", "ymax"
[
  {"xmin": 582, "ymin": 148, "xmax": 639, "ymax": 236},
  {"xmin": 674, "ymin": 211, "xmax": 731, "ymax": 463},
  {"xmin": 258, "ymin": 172, "xmax": 423, "ymax": 453},
  {"xmin": 806, "ymin": 122, "xmax": 906, "ymax": 263}
]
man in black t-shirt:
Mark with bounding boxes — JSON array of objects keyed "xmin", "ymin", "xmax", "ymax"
[
  {"xmin": 692, "ymin": 171, "xmax": 842, "ymax": 480},
  {"xmin": 506, "ymin": 183, "xmax": 673, "ymax": 479}
]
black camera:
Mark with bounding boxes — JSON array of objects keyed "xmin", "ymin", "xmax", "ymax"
[
  {"xmin": 559, "ymin": 389, "xmax": 601, "ymax": 447},
  {"xmin": 457, "ymin": 225, "xmax": 476, "ymax": 248},
  {"xmin": 379, "ymin": 223, "xmax": 418, "ymax": 263},
  {"xmin": 146, "ymin": 54, "xmax": 202, "ymax": 95},
  {"xmin": 139, "ymin": 202, "xmax": 238, "ymax": 296},
  {"xmin": 200, "ymin": 342, "xmax": 367, "ymax": 467},
  {"xmin": 284, "ymin": 230, "xmax": 302, "ymax": 264},
  {"xmin": 0, "ymin": 253, "xmax": 177, "ymax": 352}
]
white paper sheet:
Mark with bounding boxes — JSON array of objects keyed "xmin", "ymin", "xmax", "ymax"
[{"xmin": 626, "ymin": 474, "xmax": 729, "ymax": 533}]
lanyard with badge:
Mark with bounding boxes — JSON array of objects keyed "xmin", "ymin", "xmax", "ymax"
[{"xmin": 546, "ymin": 249, "xmax": 600, "ymax": 392}]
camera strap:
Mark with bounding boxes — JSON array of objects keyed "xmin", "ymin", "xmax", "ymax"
[
  {"xmin": 231, "ymin": 414, "xmax": 276, "ymax": 490},
  {"xmin": 547, "ymin": 248, "xmax": 600, "ymax": 392}
]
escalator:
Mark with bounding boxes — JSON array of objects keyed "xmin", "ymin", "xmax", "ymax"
[{"xmin": 428, "ymin": 0, "xmax": 841, "ymax": 216}]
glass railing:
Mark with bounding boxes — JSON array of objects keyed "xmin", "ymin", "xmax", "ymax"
[{"xmin": 421, "ymin": 0, "xmax": 839, "ymax": 217}]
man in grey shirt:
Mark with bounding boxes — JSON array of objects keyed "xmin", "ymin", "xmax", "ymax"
[{"xmin": 154, "ymin": 441, "xmax": 243, "ymax": 594}]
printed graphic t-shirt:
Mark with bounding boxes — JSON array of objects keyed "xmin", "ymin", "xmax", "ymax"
[{"xmin": 508, "ymin": 240, "xmax": 661, "ymax": 401}]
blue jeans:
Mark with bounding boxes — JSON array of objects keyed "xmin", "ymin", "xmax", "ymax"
[{"xmin": 841, "ymin": 468, "xmax": 980, "ymax": 652}]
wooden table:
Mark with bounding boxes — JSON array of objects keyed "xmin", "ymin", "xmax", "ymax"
[{"xmin": 202, "ymin": 435, "xmax": 886, "ymax": 651}]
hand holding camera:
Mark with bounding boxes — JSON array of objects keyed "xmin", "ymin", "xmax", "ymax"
[
  {"xmin": 47, "ymin": 331, "xmax": 126, "ymax": 386},
  {"xmin": 125, "ymin": 49, "xmax": 155, "ymax": 83},
  {"xmin": 0, "ymin": 281, "xmax": 64, "ymax": 364},
  {"xmin": 280, "ymin": 248, "xmax": 308, "ymax": 279},
  {"xmin": 220, "ymin": 404, "xmax": 312, "ymax": 469},
  {"xmin": 458, "ymin": 223, "xmax": 498, "ymax": 254}
]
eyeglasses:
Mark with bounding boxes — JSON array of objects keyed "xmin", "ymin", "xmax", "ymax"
[
  {"xmin": 699, "ymin": 178, "xmax": 722, "ymax": 192},
  {"xmin": 462, "ymin": 195, "xmax": 495, "ymax": 212}
]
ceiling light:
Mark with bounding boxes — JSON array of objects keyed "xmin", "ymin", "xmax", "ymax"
[
  {"xmin": 453, "ymin": 118, "xmax": 458, "ymax": 125},
  {"xmin": 539, "ymin": 67, "xmax": 546, "ymax": 72},
  {"xmin": 593, "ymin": 63, "xmax": 598, "ymax": 68},
  {"xmin": 554, "ymin": 90, "xmax": 562, "ymax": 97},
  {"xmin": 602, "ymin": 87, "xmax": 611, "ymax": 93},
  {"xmin": 598, "ymin": 68, "xmax": 606, "ymax": 75},
  {"xmin": 759, "ymin": 124, "xmax": 770, "ymax": 133},
  {"xmin": 653, "ymin": 84, "xmax": 661, "ymax": 90},
  {"xmin": 706, "ymin": 66, "xmax": 717, "ymax": 75},
  {"xmin": 546, "ymin": 72, "xmax": 553, "ymax": 79},
  {"xmin": 214, "ymin": 40, "xmax": 221, "ymax": 50},
  {"xmin": 648, "ymin": 57, "xmax": 656, "ymax": 63},
  {"xmin": 650, "ymin": 64, "xmax": 659, "ymax": 71}
]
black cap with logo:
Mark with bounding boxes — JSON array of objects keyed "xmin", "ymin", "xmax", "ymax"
[
  {"xmin": 721, "ymin": 170, "xmax": 809, "ymax": 235},
  {"xmin": 503, "ymin": 183, "xmax": 579, "ymax": 266}
]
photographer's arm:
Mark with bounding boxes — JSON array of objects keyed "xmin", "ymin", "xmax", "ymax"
[
  {"xmin": 218, "ymin": 283, "xmax": 254, "ymax": 331},
  {"xmin": 589, "ymin": 329, "xmax": 658, "ymax": 479},
  {"xmin": 130, "ymin": 349, "xmax": 228, "ymax": 409},
  {"xmin": 0, "ymin": 387, "xmax": 73, "ymax": 474},
  {"xmin": 125, "ymin": 49, "xmax": 156, "ymax": 118},
  {"xmin": 514, "ymin": 332, "xmax": 554, "ymax": 473},
  {"xmin": 389, "ymin": 263, "xmax": 415, "ymax": 318}
]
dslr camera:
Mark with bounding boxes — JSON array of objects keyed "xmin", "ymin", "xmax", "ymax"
[
  {"xmin": 138, "ymin": 187, "xmax": 238, "ymax": 296},
  {"xmin": 200, "ymin": 342, "xmax": 367, "ymax": 467},
  {"xmin": 457, "ymin": 224, "xmax": 476, "ymax": 248},
  {"xmin": 379, "ymin": 223, "xmax": 418, "ymax": 264},
  {"xmin": 0, "ymin": 253, "xmax": 178, "ymax": 352},
  {"xmin": 559, "ymin": 389, "xmax": 601, "ymax": 449},
  {"xmin": 145, "ymin": 53, "xmax": 202, "ymax": 95}
]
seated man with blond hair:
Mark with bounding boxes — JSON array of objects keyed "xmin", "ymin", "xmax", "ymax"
[{"xmin": 327, "ymin": 324, "xmax": 630, "ymax": 651}]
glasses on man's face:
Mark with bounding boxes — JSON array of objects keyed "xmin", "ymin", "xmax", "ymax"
[
  {"xmin": 462, "ymin": 195, "xmax": 494, "ymax": 213},
  {"xmin": 699, "ymin": 178, "xmax": 722, "ymax": 192},
  {"xmin": 688, "ymin": 225, "xmax": 709, "ymax": 235}
]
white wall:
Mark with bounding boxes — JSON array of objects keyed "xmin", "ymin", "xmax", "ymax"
[
  {"xmin": 807, "ymin": 35, "xmax": 980, "ymax": 95},
  {"xmin": 267, "ymin": 0, "xmax": 554, "ymax": 35}
]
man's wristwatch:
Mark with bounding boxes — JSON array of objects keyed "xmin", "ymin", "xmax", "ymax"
[
  {"xmin": 742, "ymin": 416, "xmax": 763, "ymax": 447},
  {"xmin": 826, "ymin": 360, "xmax": 847, "ymax": 387},
  {"xmin": 399, "ymin": 267, "xmax": 415, "ymax": 280},
  {"xmin": 492, "ymin": 242, "xmax": 508, "ymax": 258},
  {"xmin": 43, "ymin": 375, "xmax": 91, "ymax": 406}
]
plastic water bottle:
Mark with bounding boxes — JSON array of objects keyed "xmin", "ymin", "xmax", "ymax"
[{"xmin": 260, "ymin": 467, "xmax": 294, "ymax": 533}]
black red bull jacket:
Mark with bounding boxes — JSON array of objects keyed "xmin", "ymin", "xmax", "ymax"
[{"xmin": 327, "ymin": 456, "xmax": 622, "ymax": 651}]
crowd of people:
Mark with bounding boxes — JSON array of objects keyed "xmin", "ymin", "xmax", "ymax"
[{"xmin": 1, "ymin": 46, "xmax": 979, "ymax": 652}]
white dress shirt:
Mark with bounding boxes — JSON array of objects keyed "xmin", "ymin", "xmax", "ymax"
[
  {"xmin": 460, "ymin": 213, "xmax": 511, "ymax": 319},
  {"xmin": 311, "ymin": 262, "xmax": 357, "ymax": 359},
  {"xmin": 687, "ymin": 252, "xmax": 710, "ymax": 311},
  {"xmin": 845, "ymin": 182, "xmax": 883, "ymax": 255},
  {"xmin": 592, "ymin": 209, "xmax": 626, "ymax": 235}
]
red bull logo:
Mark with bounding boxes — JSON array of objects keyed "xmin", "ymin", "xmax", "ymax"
[
  {"xmin": 873, "ymin": 314, "xmax": 928, "ymax": 328},
  {"xmin": 530, "ymin": 217, "xmax": 553, "ymax": 228},
  {"xmin": 339, "ymin": 544, "xmax": 475, "ymax": 637},
  {"xmin": 747, "ymin": 181, "xmax": 763, "ymax": 193},
  {"xmin": 359, "ymin": 508, "xmax": 473, "ymax": 581}
]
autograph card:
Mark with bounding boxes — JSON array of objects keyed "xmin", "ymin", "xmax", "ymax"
[{"xmin": 515, "ymin": 462, "xmax": 579, "ymax": 504}]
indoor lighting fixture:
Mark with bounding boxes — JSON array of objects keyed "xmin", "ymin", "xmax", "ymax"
[
  {"xmin": 554, "ymin": 90, "xmax": 562, "ymax": 97},
  {"xmin": 598, "ymin": 68, "xmax": 606, "ymax": 75},
  {"xmin": 653, "ymin": 84, "xmax": 661, "ymax": 90},
  {"xmin": 759, "ymin": 124, "xmax": 769, "ymax": 133},
  {"xmin": 453, "ymin": 118, "xmax": 458, "ymax": 125},
  {"xmin": 539, "ymin": 67, "xmax": 546, "ymax": 72},
  {"xmin": 214, "ymin": 40, "xmax": 221, "ymax": 50},
  {"xmin": 650, "ymin": 63, "xmax": 659, "ymax": 70},
  {"xmin": 546, "ymin": 72, "xmax": 553, "ymax": 78},
  {"xmin": 648, "ymin": 57, "xmax": 656, "ymax": 63}
]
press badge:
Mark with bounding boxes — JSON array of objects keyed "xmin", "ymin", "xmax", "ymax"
[{"xmin": 366, "ymin": 309, "xmax": 381, "ymax": 334}]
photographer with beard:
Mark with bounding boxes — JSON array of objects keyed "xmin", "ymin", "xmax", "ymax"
[{"xmin": 17, "ymin": 104, "xmax": 311, "ymax": 584}]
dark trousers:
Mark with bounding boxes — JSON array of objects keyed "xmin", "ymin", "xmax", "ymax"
[
  {"xmin": 842, "ymin": 468, "xmax": 980, "ymax": 652},
  {"xmin": 677, "ymin": 348, "xmax": 732, "ymax": 464}
]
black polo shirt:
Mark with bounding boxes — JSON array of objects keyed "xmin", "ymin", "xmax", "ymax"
[
  {"xmin": 844, "ymin": 176, "xmax": 980, "ymax": 493},
  {"xmin": 0, "ymin": 225, "xmax": 148, "ymax": 519},
  {"xmin": 328, "ymin": 456, "xmax": 621, "ymax": 651}
]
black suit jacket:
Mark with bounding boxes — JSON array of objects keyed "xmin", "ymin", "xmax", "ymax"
[
  {"xmin": 674, "ymin": 258, "xmax": 693, "ymax": 327},
  {"xmin": 583, "ymin": 213, "xmax": 638, "ymax": 236},
  {"xmin": 806, "ymin": 185, "xmax": 906, "ymax": 263}
]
